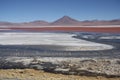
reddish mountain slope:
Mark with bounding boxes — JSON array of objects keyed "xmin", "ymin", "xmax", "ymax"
[
  {"xmin": 51, "ymin": 16, "xmax": 80, "ymax": 25},
  {"xmin": 22, "ymin": 20, "xmax": 49, "ymax": 26}
]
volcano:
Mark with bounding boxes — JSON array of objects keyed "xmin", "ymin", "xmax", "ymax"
[{"xmin": 51, "ymin": 16, "xmax": 80, "ymax": 25}]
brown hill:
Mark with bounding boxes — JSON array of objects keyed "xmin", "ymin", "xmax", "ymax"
[
  {"xmin": 22, "ymin": 20, "xmax": 49, "ymax": 26},
  {"xmin": 51, "ymin": 16, "xmax": 80, "ymax": 25},
  {"xmin": 0, "ymin": 22, "xmax": 19, "ymax": 26},
  {"xmin": 80, "ymin": 20, "xmax": 120, "ymax": 26}
]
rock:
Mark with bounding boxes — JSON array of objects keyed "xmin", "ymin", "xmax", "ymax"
[
  {"xmin": 29, "ymin": 65, "xmax": 44, "ymax": 70},
  {"xmin": 54, "ymin": 68, "xmax": 69, "ymax": 72}
]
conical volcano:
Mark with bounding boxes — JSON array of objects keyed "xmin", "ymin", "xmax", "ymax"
[{"xmin": 51, "ymin": 16, "xmax": 80, "ymax": 25}]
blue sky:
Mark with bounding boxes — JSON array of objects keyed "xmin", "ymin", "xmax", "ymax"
[{"xmin": 0, "ymin": 0, "xmax": 120, "ymax": 22}]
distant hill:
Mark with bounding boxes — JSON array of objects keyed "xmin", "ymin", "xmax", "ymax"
[
  {"xmin": 22, "ymin": 20, "xmax": 49, "ymax": 26},
  {"xmin": 0, "ymin": 22, "xmax": 18, "ymax": 26},
  {"xmin": 79, "ymin": 19, "xmax": 120, "ymax": 26},
  {"xmin": 51, "ymin": 16, "xmax": 80, "ymax": 25},
  {"xmin": 0, "ymin": 16, "xmax": 120, "ymax": 27}
]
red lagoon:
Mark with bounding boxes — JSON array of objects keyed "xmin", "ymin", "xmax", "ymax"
[{"xmin": 1, "ymin": 27, "xmax": 120, "ymax": 33}]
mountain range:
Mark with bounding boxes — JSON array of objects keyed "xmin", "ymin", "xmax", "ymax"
[{"xmin": 0, "ymin": 16, "xmax": 120, "ymax": 27}]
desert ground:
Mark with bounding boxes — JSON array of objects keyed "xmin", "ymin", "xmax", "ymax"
[{"xmin": 0, "ymin": 69, "xmax": 120, "ymax": 80}]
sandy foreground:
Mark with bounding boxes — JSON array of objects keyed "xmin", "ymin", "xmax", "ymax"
[{"xmin": 0, "ymin": 69, "xmax": 119, "ymax": 80}]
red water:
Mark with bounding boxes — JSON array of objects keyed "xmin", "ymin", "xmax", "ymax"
[{"xmin": 1, "ymin": 27, "xmax": 120, "ymax": 33}]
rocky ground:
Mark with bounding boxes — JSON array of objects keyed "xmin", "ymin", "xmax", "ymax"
[{"xmin": 0, "ymin": 57, "xmax": 120, "ymax": 78}]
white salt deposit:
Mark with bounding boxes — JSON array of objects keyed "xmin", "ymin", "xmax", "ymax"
[{"xmin": 0, "ymin": 32, "xmax": 113, "ymax": 51}]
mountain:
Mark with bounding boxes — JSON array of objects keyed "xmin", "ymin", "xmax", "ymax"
[
  {"xmin": 0, "ymin": 20, "xmax": 49, "ymax": 27},
  {"xmin": 0, "ymin": 22, "xmax": 19, "ymax": 26},
  {"xmin": 51, "ymin": 16, "xmax": 80, "ymax": 25},
  {"xmin": 22, "ymin": 20, "xmax": 49, "ymax": 26},
  {"xmin": 0, "ymin": 16, "xmax": 120, "ymax": 27},
  {"xmin": 79, "ymin": 19, "xmax": 120, "ymax": 26}
]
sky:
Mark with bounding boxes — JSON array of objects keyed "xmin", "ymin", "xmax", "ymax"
[{"xmin": 0, "ymin": 0, "xmax": 120, "ymax": 22}]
